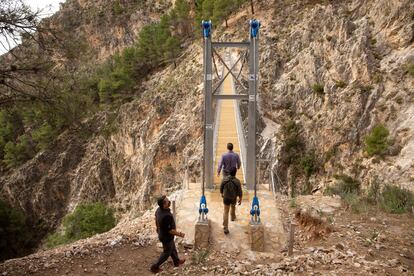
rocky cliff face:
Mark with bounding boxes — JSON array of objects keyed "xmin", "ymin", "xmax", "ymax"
[
  {"xmin": 255, "ymin": 0, "xmax": 414, "ymax": 193},
  {"xmin": 1, "ymin": 0, "xmax": 413, "ymax": 249},
  {"xmin": 0, "ymin": 42, "xmax": 205, "ymax": 233},
  {"xmin": 46, "ymin": 0, "xmax": 171, "ymax": 64}
]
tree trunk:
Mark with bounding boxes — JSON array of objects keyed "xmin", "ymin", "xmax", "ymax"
[
  {"xmin": 225, "ymin": 19, "xmax": 228, "ymax": 28},
  {"xmin": 250, "ymin": 0, "xmax": 255, "ymax": 14}
]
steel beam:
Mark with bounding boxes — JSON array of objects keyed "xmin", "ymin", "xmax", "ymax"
[
  {"xmin": 246, "ymin": 28, "xmax": 259, "ymax": 191},
  {"xmin": 203, "ymin": 31, "xmax": 214, "ymax": 190},
  {"xmin": 212, "ymin": 42, "xmax": 250, "ymax": 48},
  {"xmin": 213, "ymin": 94, "xmax": 248, "ymax": 100},
  {"xmin": 212, "ymin": 49, "xmax": 245, "ymax": 94}
]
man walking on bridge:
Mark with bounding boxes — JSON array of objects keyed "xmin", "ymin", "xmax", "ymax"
[
  {"xmin": 217, "ymin": 143, "xmax": 241, "ymax": 178},
  {"xmin": 220, "ymin": 167, "xmax": 243, "ymax": 235},
  {"xmin": 150, "ymin": 195, "xmax": 185, "ymax": 273}
]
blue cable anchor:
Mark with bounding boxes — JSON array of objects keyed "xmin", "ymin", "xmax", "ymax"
[
  {"xmin": 250, "ymin": 196, "xmax": 261, "ymax": 224},
  {"xmin": 198, "ymin": 195, "xmax": 209, "ymax": 222},
  {"xmin": 202, "ymin": 20, "xmax": 212, "ymax": 38},
  {"xmin": 249, "ymin": 19, "xmax": 260, "ymax": 38}
]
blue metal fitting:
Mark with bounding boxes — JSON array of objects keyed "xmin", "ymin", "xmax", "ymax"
[
  {"xmin": 198, "ymin": 195, "xmax": 209, "ymax": 215},
  {"xmin": 202, "ymin": 20, "xmax": 212, "ymax": 38},
  {"xmin": 250, "ymin": 196, "xmax": 260, "ymax": 217},
  {"xmin": 249, "ymin": 19, "xmax": 260, "ymax": 38}
]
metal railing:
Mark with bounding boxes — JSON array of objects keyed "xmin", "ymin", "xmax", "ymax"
[
  {"xmin": 256, "ymin": 159, "xmax": 283, "ymax": 196},
  {"xmin": 183, "ymin": 156, "xmax": 203, "ymax": 190}
]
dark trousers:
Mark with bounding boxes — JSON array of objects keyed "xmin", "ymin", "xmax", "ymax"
[
  {"xmin": 151, "ymin": 239, "xmax": 179, "ymax": 269},
  {"xmin": 223, "ymin": 168, "xmax": 237, "ymax": 177}
]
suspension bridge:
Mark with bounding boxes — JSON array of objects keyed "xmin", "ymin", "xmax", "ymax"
[{"xmin": 175, "ymin": 20, "xmax": 286, "ymax": 253}]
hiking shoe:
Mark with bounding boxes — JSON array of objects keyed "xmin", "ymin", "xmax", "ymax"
[
  {"xmin": 150, "ymin": 267, "xmax": 163, "ymax": 274},
  {"xmin": 174, "ymin": 259, "xmax": 186, "ymax": 267},
  {"xmin": 224, "ymin": 229, "xmax": 229, "ymax": 235},
  {"xmin": 231, "ymin": 217, "xmax": 236, "ymax": 221}
]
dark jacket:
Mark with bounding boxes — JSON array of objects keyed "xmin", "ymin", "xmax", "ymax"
[
  {"xmin": 220, "ymin": 175, "xmax": 242, "ymax": 205},
  {"xmin": 155, "ymin": 207, "xmax": 176, "ymax": 243}
]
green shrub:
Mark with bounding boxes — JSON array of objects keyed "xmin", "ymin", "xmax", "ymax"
[
  {"xmin": 404, "ymin": 62, "xmax": 414, "ymax": 77},
  {"xmin": 324, "ymin": 175, "xmax": 366, "ymax": 213},
  {"xmin": 192, "ymin": 249, "xmax": 209, "ymax": 264},
  {"xmin": 101, "ymin": 112, "xmax": 119, "ymax": 138},
  {"xmin": 380, "ymin": 184, "xmax": 414, "ymax": 214},
  {"xmin": 0, "ymin": 199, "xmax": 32, "ymax": 261},
  {"xmin": 0, "ymin": 110, "xmax": 24, "ymax": 158},
  {"xmin": 289, "ymin": 197, "xmax": 297, "ymax": 208},
  {"xmin": 212, "ymin": 0, "xmax": 234, "ymax": 27},
  {"xmin": 282, "ymin": 120, "xmax": 302, "ymax": 152},
  {"xmin": 97, "ymin": 48, "xmax": 137, "ymax": 102},
  {"xmin": 324, "ymin": 174, "xmax": 361, "ymax": 196},
  {"xmin": 324, "ymin": 146, "xmax": 338, "ymax": 162},
  {"xmin": 364, "ymin": 124, "xmax": 390, "ymax": 156},
  {"xmin": 45, "ymin": 232, "xmax": 68, "ymax": 248},
  {"xmin": 46, "ymin": 202, "xmax": 116, "ymax": 248},
  {"xmin": 32, "ymin": 123, "xmax": 56, "ymax": 151},
  {"xmin": 281, "ymin": 120, "xmax": 305, "ymax": 166},
  {"xmin": 394, "ymin": 96, "xmax": 404, "ymax": 104},
  {"xmin": 98, "ymin": 0, "xmax": 192, "ymax": 102},
  {"xmin": 342, "ymin": 193, "xmax": 368, "ymax": 214},
  {"xmin": 312, "ymin": 83, "xmax": 324, "ymax": 95},
  {"xmin": 3, "ymin": 135, "xmax": 35, "ymax": 168},
  {"xmin": 335, "ymin": 80, "xmax": 347, "ymax": 88},
  {"xmin": 366, "ymin": 178, "xmax": 381, "ymax": 204},
  {"xmin": 112, "ymin": 1, "xmax": 123, "ymax": 15},
  {"xmin": 300, "ymin": 150, "xmax": 317, "ymax": 177},
  {"xmin": 358, "ymin": 84, "xmax": 373, "ymax": 93}
]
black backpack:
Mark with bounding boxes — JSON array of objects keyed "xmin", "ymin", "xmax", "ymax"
[{"xmin": 223, "ymin": 178, "xmax": 238, "ymax": 200}]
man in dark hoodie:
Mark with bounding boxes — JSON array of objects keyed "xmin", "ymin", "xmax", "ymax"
[
  {"xmin": 150, "ymin": 195, "xmax": 185, "ymax": 273},
  {"xmin": 220, "ymin": 167, "xmax": 243, "ymax": 235}
]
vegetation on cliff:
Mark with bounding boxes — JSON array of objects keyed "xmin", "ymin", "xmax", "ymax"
[
  {"xmin": 0, "ymin": 199, "xmax": 33, "ymax": 261},
  {"xmin": 46, "ymin": 202, "xmax": 116, "ymax": 248}
]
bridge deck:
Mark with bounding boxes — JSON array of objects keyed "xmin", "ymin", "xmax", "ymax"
[
  {"xmin": 213, "ymin": 69, "xmax": 245, "ymax": 185},
  {"xmin": 175, "ymin": 62, "xmax": 285, "ymax": 254}
]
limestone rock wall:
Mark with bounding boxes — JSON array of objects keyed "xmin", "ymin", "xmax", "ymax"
[{"xmin": 256, "ymin": 0, "xmax": 414, "ymax": 192}]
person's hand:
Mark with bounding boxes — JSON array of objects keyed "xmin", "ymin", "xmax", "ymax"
[
  {"xmin": 217, "ymin": 173, "xmax": 220, "ymax": 177},
  {"xmin": 221, "ymin": 193, "xmax": 224, "ymax": 198},
  {"xmin": 238, "ymin": 199, "xmax": 242, "ymax": 205}
]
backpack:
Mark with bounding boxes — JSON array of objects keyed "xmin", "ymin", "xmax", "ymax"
[{"xmin": 223, "ymin": 178, "xmax": 238, "ymax": 200}]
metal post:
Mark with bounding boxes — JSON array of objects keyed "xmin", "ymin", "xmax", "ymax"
[
  {"xmin": 246, "ymin": 20, "xmax": 259, "ymax": 191},
  {"xmin": 257, "ymin": 160, "xmax": 260, "ymax": 191},
  {"xmin": 268, "ymin": 163, "xmax": 272, "ymax": 192},
  {"xmin": 203, "ymin": 21, "xmax": 214, "ymax": 190},
  {"xmin": 288, "ymin": 222, "xmax": 295, "ymax": 256}
]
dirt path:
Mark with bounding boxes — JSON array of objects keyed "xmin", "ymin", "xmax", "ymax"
[{"xmin": 176, "ymin": 182, "xmax": 286, "ymax": 257}]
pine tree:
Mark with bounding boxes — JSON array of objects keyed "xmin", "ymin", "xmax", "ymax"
[
  {"xmin": 163, "ymin": 36, "xmax": 181, "ymax": 68},
  {"xmin": 202, "ymin": 0, "xmax": 214, "ymax": 20},
  {"xmin": 172, "ymin": 0, "xmax": 191, "ymax": 37},
  {"xmin": 213, "ymin": 0, "xmax": 234, "ymax": 27}
]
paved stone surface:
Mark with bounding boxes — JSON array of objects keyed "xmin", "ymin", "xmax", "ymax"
[{"xmin": 176, "ymin": 182, "xmax": 286, "ymax": 257}]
